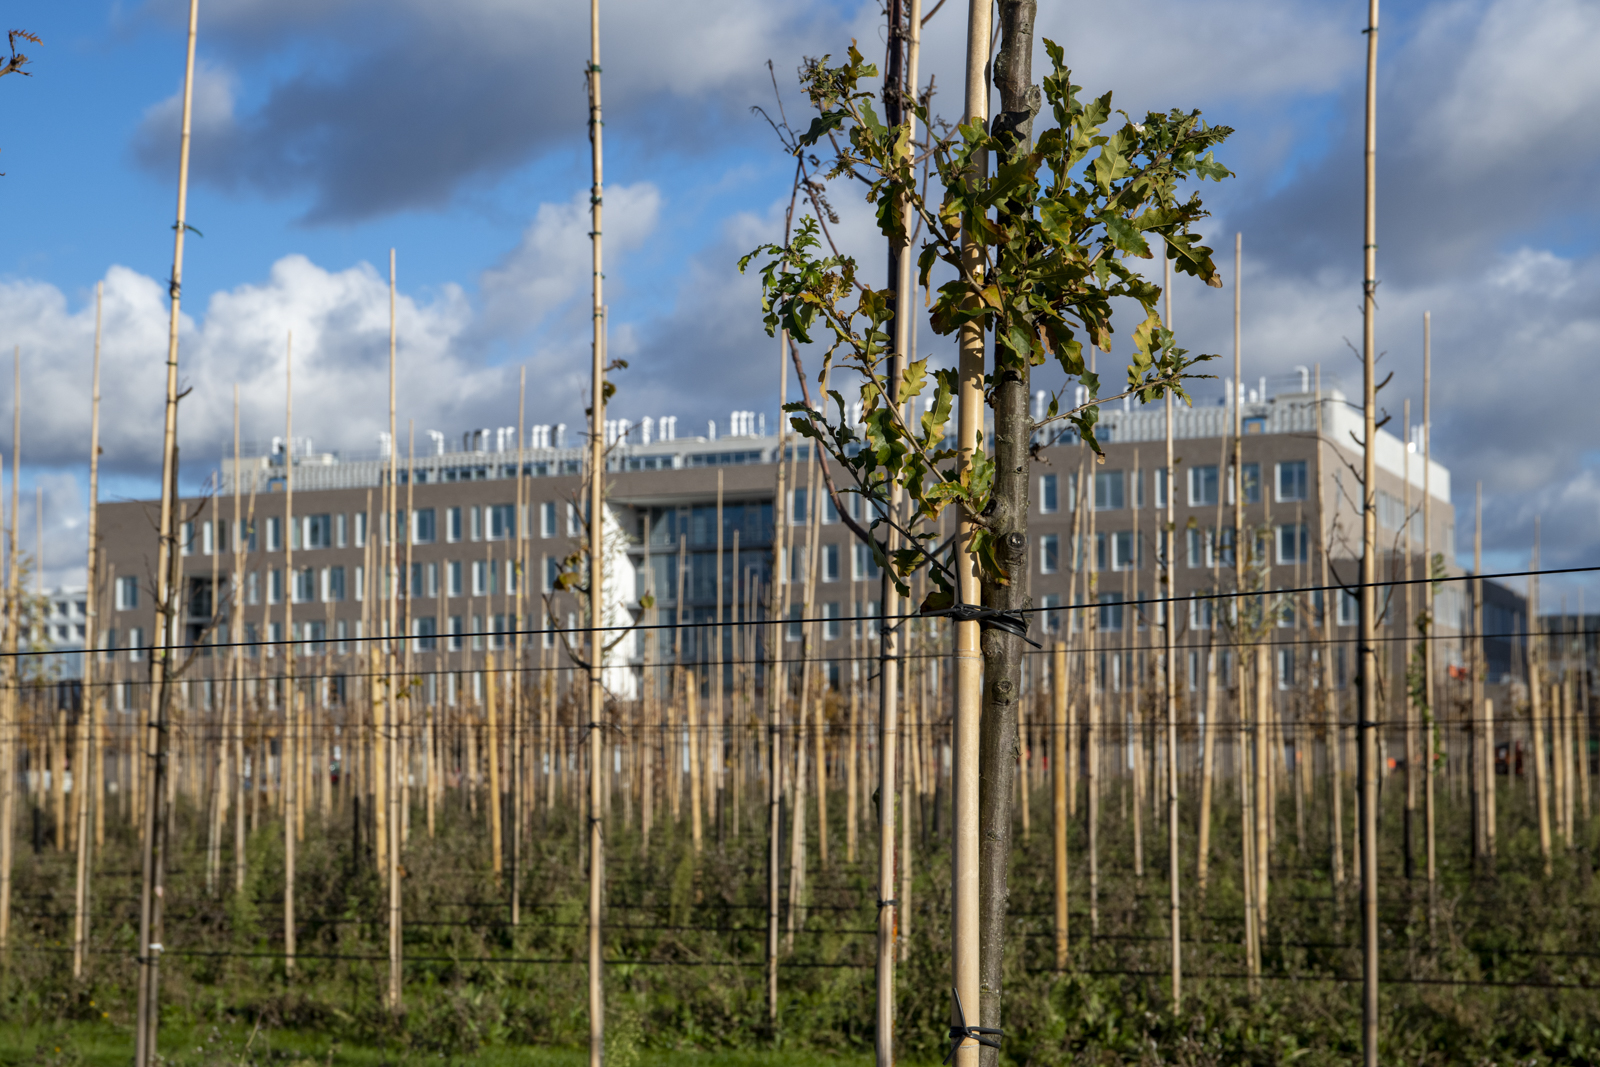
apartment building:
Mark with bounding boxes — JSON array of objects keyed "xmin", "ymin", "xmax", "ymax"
[{"xmin": 95, "ymin": 383, "xmax": 1463, "ymax": 708}]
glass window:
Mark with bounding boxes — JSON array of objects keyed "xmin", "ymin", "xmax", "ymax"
[
  {"xmin": 128, "ymin": 627, "xmax": 144, "ymax": 662},
  {"xmin": 1097, "ymin": 592, "xmax": 1124, "ymax": 632},
  {"xmin": 544, "ymin": 557, "xmax": 561, "ymax": 594},
  {"xmin": 787, "ymin": 603, "xmax": 803, "ymax": 642},
  {"xmin": 353, "ymin": 512, "xmax": 366, "ymax": 548},
  {"xmin": 1277, "ymin": 523, "xmax": 1308, "ymax": 564},
  {"xmin": 268, "ymin": 569, "xmax": 283, "ymax": 605},
  {"xmin": 1189, "ymin": 595, "xmax": 1214, "ymax": 630},
  {"xmin": 265, "ymin": 516, "xmax": 282, "ymax": 552},
  {"xmin": 1277, "ymin": 648, "xmax": 1296, "ymax": 689},
  {"xmin": 1111, "ymin": 530, "xmax": 1136, "ymax": 571},
  {"xmin": 294, "ymin": 567, "xmax": 316, "ymax": 603},
  {"xmin": 821, "ymin": 543, "xmax": 840, "ymax": 582},
  {"xmin": 1188, "ymin": 465, "xmax": 1219, "ymax": 506},
  {"xmin": 1040, "ymin": 533, "xmax": 1059, "ymax": 575},
  {"xmin": 540, "ymin": 502, "xmax": 557, "ymax": 538},
  {"xmin": 327, "ymin": 566, "xmax": 346, "ymax": 602},
  {"xmin": 413, "ymin": 615, "xmax": 438, "ymax": 651},
  {"xmin": 823, "ymin": 602, "xmax": 842, "ymax": 640},
  {"xmin": 1229, "ymin": 463, "xmax": 1261, "ymax": 504},
  {"xmin": 335, "ymin": 513, "xmax": 347, "ymax": 547},
  {"xmin": 1040, "ymin": 474, "xmax": 1058, "ymax": 514},
  {"xmin": 1186, "ymin": 526, "xmax": 1210, "ymax": 569},
  {"xmin": 791, "ymin": 488, "xmax": 808, "ymax": 525},
  {"xmin": 1337, "ymin": 588, "xmax": 1358, "ymax": 626},
  {"xmin": 115, "ymin": 575, "xmax": 138, "ymax": 611},
  {"xmin": 1094, "ymin": 471, "xmax": 1125, "ymax": 510},
  {"xmin": 1041, "ymin": 593, "xmax": 1061, "ymax": 633},
  {"xmin": 488, "ymin": 504, "xmax": 515, "ymax": 540},
  {"xmin": 1276, "ymin": 461, "xmax": 1308, "ymax": 502},
  {"xmin": 180, "ymin": 521, "xmax": 194, "ymax": 556},
  {"xmin": 821, "ymin": 494, "xmax": 839, "ymax": 525},
  {"xmin": 413, "ymin": 508, "xmax": 437, "ymax": 545},
  {"xmin": 306, "ymin": 514, "xmax": 333, "ymax": 549},
  {"xmin": 566, "ymin": 503, "xmax": 580, "ymax": 538},
  {"xmin": 449, "ymin": 560, "xmax": 463, "ymax": 596},
  {"xmin": 854, "ymin": 543, "xmax": 882, "ymax": 582}
]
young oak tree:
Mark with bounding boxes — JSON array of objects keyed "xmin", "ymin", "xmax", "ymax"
[{"xmin": 741, "ymin": 38, "xmax": 1231, "ymax": 1047}]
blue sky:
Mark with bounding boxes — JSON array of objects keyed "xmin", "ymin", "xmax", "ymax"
[{"xmin": 4, "ymin": 0, "xmax": 1600, "ymax": 606}]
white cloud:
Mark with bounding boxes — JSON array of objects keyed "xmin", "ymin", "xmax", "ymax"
[{"xmin": 478, "ymin": 182, "xmax": 661, "ymax": 338}]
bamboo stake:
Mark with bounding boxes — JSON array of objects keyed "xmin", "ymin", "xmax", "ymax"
[
  {"xmin": 1051, "ymin": 640, "xmax": 1068, "ymax": 970},
  {"xmin": 1530, "ymin": 519, "xmax": 1551, "ymax": 875},
  {"xmin": 234, "ymin": 402, "xmax": 249, "ymax": 895},
  {"xmin": 487, "ymin": 650, "xmax": 502, "ymax": 878},
  {"xmin": 687, "ymin": 670, "xmax": 703, "ymax": 852},
  {"xmin": 877, "ymin": 6, "xmax": 913, "ymax": 1046},
  {"xmin": 72, "ymin": 282, "xmax": 105, "ymax": 980},
  {"xmin": 952, "ymin": 0, "xmax": 990, "ymax": 1056},
  {"xmin": 386, "ymin": 248, "xmax": 403, "ymax": 1013},
  {"xmin": 1358, "ymin": 3, "xmax": 1382, "ymax": 1054},
  {"xmin": 283, "ymin": 331, "xmax": 297, "ymax": 976},
  {"xmin": 585, "ymin": 9, "xmax": 608, "ymax": 1061},
  {"xmin": 1162, "ymin": 262, "xmax": 1180, "ymax": 1008},
  {"xmin": 135, "ymin": 3, "xmax": 198, "ymax": 1055}
]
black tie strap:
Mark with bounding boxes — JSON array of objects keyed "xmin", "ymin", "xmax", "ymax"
[{"xmin": 944, "ymin": 987, "xmax": 1003, "ymax": 1064}]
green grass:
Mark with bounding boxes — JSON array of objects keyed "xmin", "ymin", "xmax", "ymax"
[{"xmin": 9, "ymin": 775, "xmax": 1600, "ymax": 1063}]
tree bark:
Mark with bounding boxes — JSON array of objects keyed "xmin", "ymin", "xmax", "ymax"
[{"xmin": 977, "ymin": 4, "xmax": 1040, "ymax": 1061}]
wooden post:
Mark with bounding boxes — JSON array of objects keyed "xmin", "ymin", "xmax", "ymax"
[
  {"xmin": 1420, "ymin": 318, "xmax": 1437, "ymax": 920},
  {"xmin": 283, "ymin": 332, "xmax": 298, "ymax": 977},
  {"xmin": 952, "ymin": 0, "xmax": 990, "ymax": 1058},
  {"xmin": 1050, "ymin": 641, "xmax": 1068, "ymax": 970},
  {"xmin": 487, "ymin": 651, "xmax": 502, "ymax": 877},
  {"xmin": 585, "ymin": 10, "xmax": 609, "ymax": 1063},
  {"xmin": 386, "ymin": 248, "xmax": 403, "ymax": 1013},
  {"xmin": 1530, "ymin": 521, "xmax": 1551, "ymax": 875},
  {"xmin": 1162, "ymin": 264, "xmax": 1180, "ymax": 1008},
  {"xmin": 1358, "ymin": 3, "xmax": 1382, "ymax": 1057},
  {"xmin": 72, "ymin": 283, "xmax": 105, "ymax": 980}
]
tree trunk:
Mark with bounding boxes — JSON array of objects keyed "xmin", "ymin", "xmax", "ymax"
[{"xmin": 976, "ymin": 5, "xmax": 1040, "ymax": 1059}]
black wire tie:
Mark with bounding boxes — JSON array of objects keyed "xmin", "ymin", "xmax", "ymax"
[{"xmin": 944, "ymin": 986, "xmax": 1002, "ymax": 1064}]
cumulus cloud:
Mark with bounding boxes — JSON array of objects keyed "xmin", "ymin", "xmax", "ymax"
[{"xmin": 130, "ymin": 0, "xmax": 850, "ymax": 222}]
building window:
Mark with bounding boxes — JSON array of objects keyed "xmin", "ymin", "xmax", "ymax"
[
  {"xmin": 567, "ymin": 503, "xmax": 582, "ymax": 538},
  {"xmin": 1039, "ymin": 474, "xmax": 1058, "ymax": 514},
  {"xmin": 448, "ymin": 616, "xmax": 464, "ymax": 652},
  {"xmin": 472, "ymin": 561, "xmax": 488, "ymax": 597},
  {"xmin": 127, "ymin": 627, "xmax": 144, "ymax": 662},
  {"xmin": 335, "ymin": 513, "xmax": 348, "ymax": 547},
  {"xmin": 180, "ymin": 521, "xmax": 194, "ymax": 556},
  {"xmin": 1097, "ymin": 593, "xmax": 1123, "ymax": 632},
  {"xmin": 306, "ymin": 514, "xmax": 333, "ymax": 549},
  {"xmin": 354, "ymin": 565, "xmax": 365, "ymax": 601},
  {"xmin": 821, "ymin": 544, "xmax": 840, "ymax": 582},
  {"xmin": 1189, "ymin": 595, "xmax": 1214, "ymax": 630},
  {"xmin": 1041, "ymin": 593, "xmax": 1062, "ymax": 633},
  {"xmin": 853, "ymin": 543, "xmax": 881, "ymax": 582},
  {"xmin": 823, "ymin": 602, "xmax": 842, "ymax": 640},
  {"xmin": 268, "ymin": 569, "xmax": 283, "ymax": 605},
  {"xmin": 1276, "ymin": 461, "xmax": 1308, "ymax": 502},
  {"xmin": 354, "ymin": 512, "xmax": 366, "ymax": 548},
  {"xmin": 413, "ymin": 615, "xmax": 437, "ymax": 652},
  {"xmin": 449, "ymin": 560, "xmax": 464, "ymax": 597},
  {"xmin": 1337, "ymin": 588, "xmax": 1358, "ymax": 626},
  {"xmin": 470, "ymin": 506, "xmax": 483, "ymax": 541},
  {"xmin": 540, "ymin": 502, "xmax": 557, "ymax": 538},
  {"xmin": 787, "ymin": 604, "xmax": 803, "ymax": 642},
  {"xmin": 265, "ymin": 516, "xmax": 282, "ymax": 552},
  {"xmin": 1152, "ymin": 468, "xmax": 1169, "ymax": 507},
  {"xmin": 413, "ymin": 508, "xmax": 437, "ymax": 545},
  {"xmin": 1188, "ymin": 465, "xmax": 1219, "ymax": 506},
  {"xmin": 1277, "ymin": 648, "xmax": 1295, "ymax": 689},
  {"xmin": 1277, "ymin": 523, "xmax": 1308, "ymax": 564},
  {"xmin": 1111, "ymin": 530, "xmax": 1136, "ymax": 571},
  {"xmin": 1040, "ymin": 534, "xmax": 1060, "ymax": 575},
  {"xmin": 1229, "ymin": 463, "xmax": 1261, "ymax": 504},
  {"xmin": 1186, "ymin": 526, "xmax": 1209, "ymax": 569},
  {"xmin": 115, "ymin": 576, "xmax": 138, "ymax": 611},
  {"xmin": 791, "ymin": 488, "xmax": 808, "ymax": 525},
  {"xmin": 488, "ymin": 504, "xmax": 515, "ymax": 541},
  {"xmin": 294, "ymin": 567, "xmax": 316, "ymax": 604},
  {"xmin": 1094, "ymin": 471, "xmax": 1125, "ymax": 510},
  {"xmin": 326, "ymin": 566, "xmax": 346, "ymax": 602},
  {"xmin": 544, "ymin": 557, "xmax": 561, "ymax": 594}
]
